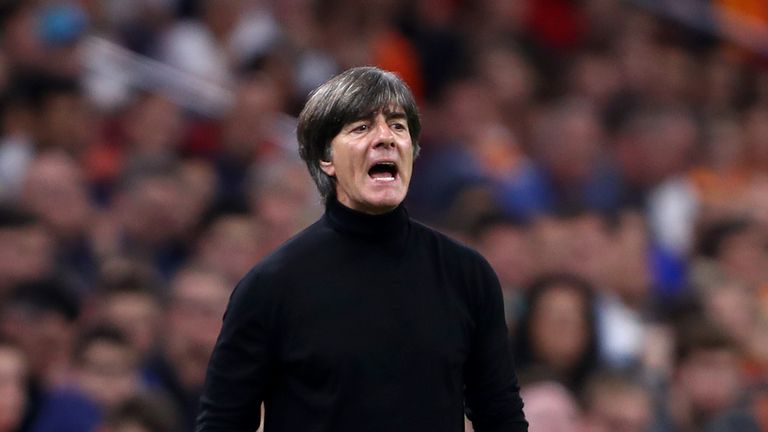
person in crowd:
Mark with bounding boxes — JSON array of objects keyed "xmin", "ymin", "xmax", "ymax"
[
  {"xmin": 244, "ymin": 155, "xmax": 322, "ymax": 254},
  {"xmin": 0, "ymin": 206, "xmax": 55, "ymax": 301},
  {"xmin": 144, "ymin": 267, "xmax": 231, "ymax": 432},
  {"xmin": 470, "ymin": 213, "xmax": 537, "ymax": 330},
  {"xmin": 669, "ymin": 315, "xmax": 758, "ymax": 431},
  {"xmin": 697, "ymin": 217, "xmax": 768, "ymax": 293},
  {"xmin": 519, "ymin": 377, "xmax": 582, "ymax": 432},
  {"xmin": 90, "ymin": 260, "xmax": 164, "ymax": 362},
  {"xmin": 0, "ymin": 279, "xmax": 80, "ymax": 391},
  {"xmin": 18, "ymin": 151, "xmax": 97, "ymax": 291},
  {"xmin": 122, "ymin": 92, "xmax": 184, "ymax": 166},
  {"xmin": 499, "ymin": 99, "xmax": 619, "ymax": 219},
  {"xmin": 30, "ymin": 325, "xmax": 142, "ymax": 432},
  {"xmin": 581, "ymin": 369, "xmax": 655, "ymax": 432},
  {"xmin": 514, "ymin": 273, "xmax": 600, "ymax": 392},
  {"xmin": 24, "ymin": 74, "xmax": 95, "ymax": 156},
  {"xmin": 192, "ymin": 214, "xmax": 263, "ymax": 286},
  {"xmin": 108, "ymin": 163, "xmax": 195, "ymax": 279}
]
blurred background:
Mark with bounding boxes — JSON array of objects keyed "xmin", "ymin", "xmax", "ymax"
[{"xmin": 1, "ymin": 0, "xmax": 768, "ymax": 431}]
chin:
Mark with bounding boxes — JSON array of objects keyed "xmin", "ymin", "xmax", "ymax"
[{"xmin": 364, "ymin": 192, "xmax": 406, "ymax": 213}]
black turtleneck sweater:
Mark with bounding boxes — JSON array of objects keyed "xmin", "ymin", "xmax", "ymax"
[{"xmin": 196, "ymin": 200, "xmax": 527, "ymax": 432}]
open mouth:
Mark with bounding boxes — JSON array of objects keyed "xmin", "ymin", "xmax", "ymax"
[{"xmin": 368, "ymin": 161, "xmax": 398, "ymax": 182}]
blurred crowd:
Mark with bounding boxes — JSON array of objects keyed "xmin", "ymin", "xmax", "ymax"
[{"xmin": 1, "ymin": 0, "xmax": 768, "ymax": 431}]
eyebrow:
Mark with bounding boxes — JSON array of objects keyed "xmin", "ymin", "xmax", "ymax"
[
  {"xmin": 385, "ymin": 111, "xmax": 407, "ymax": 121},
  {"xmin": 351, "ymin": 109, "xmax": 407, "ymax": 123}
]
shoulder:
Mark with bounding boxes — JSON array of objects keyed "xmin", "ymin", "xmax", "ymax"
[
  {"xmin": 31, "ymin": 387, "xmax": 100, "ymax": 432},
  {"xmin": 228, "ymin": 219, "xmax": 331, "ymax": 302},
  {"xmin": 409, "ymin": 219, "xmax": 502, "ymax": 314},
  {"xmin": 256, "ymin": 218, "xmax": 333, "ymax": 276},
  {"xmin": 409, "ymin": 218, "xmax": 499, "ymax": 294}
]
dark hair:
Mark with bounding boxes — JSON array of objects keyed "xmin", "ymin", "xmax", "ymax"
[
  {"xmin": 581, "ymin": 368, "xmax": 650, "ymax": 411},
  {"xmin": 103, "ymin": 394, "xmax": 178, "ymax": 432},
  {"xmin": 14, "ymin": 73, "xmax": 82, "ymax": 114},
  {"xmin": 0, "ymin": 0, "xmax": 25, "ymax": 30},
  {"xmin": 675, "ymin": 315, "xmax": 735, "ymax": 365},
  {"xmin": 0, "ymin": 205, "xmax": 39, "ymax": 229},
  {"xmin": 296, "ymin": 66, "xmax": 421, "ymax": 202},
  {"xmin": 8, "ymin": 278, "xmax": 80, "ymax": 322},
  {"xmin": 467, "ymin": 210, "xmax": 526, "ymax": 241},
  {"xmin": 697, "ymin": 217, "xmax": 756, "ymax": 259},
  {"xmin": 98, "ymin": 259, "xmax": 162, "ymax": 301},
  {"xmin": 73, "ymin": 325, "xmax": 131, "ymax": 365},
  {"xmin": 117, "ymin": 159, "xmax": 182, "ymax": 194}
]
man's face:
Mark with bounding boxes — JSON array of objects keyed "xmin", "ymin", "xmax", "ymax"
[
  {"xmin": 77, "ymin": 340, "xmax": 138, "ymax": 408},
  {"xmin": 321, "ymin": 107, "xmax": 413, "ymax": 214},
  {"xmin": 166, "ymin": 271, "xmax": 230, "ymax": 388}
]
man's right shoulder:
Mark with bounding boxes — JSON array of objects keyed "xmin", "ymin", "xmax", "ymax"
[
  {"xmin": 223, "ymin": 218, "xmax": 333, "ymax": 323},
  {"xmin": 235, "ymin": 218, "xmax": 332, "ymax": 291}
]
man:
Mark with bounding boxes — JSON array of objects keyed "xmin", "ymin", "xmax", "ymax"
[
  {"xmin": 146, "ymin": 267, "xmax": 232, "ymax": 431},
  {"xmin": 581, "ymin": 369, "xmax": 654, "ymax": 432},
  {"xmin": 196, "ymin": 66, "xmax": 527, "ymax": 431},
  {"xmin": 29, "ymin": 326, "xmax": 141, "ymax": 432}
]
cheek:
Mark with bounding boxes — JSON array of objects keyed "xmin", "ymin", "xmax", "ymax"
[
  {"xmin": 400, "ymin": 153, "xmax": 414, "ymax": 181},
  {"xmin": 344, "ymin": 156, "xmax": 364, "ymax": 179},
  {"xmin": 532, "ymin": 312, "xmax": 588, "ymax": 355},
  {"xmin": 402, "ymin": 160, "xmax": 414, "ymax": 179}
]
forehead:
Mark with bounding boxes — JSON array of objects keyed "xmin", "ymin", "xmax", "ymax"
[{"xmin": 82, "ymin": 339, "xmax": 130, "ymax": 356}]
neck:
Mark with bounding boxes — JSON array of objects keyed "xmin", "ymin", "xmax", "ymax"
[{"xmin": 324, "ymin": 198, "xmax": 409, "ymax": 241}]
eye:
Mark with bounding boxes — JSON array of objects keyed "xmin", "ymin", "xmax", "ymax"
[
  {"xmin": 351, "ymin": 123, "xmax": 369, "ymax": 133},
  {"xmin": 390, "ymin": 122, "xmax": 408, "ymax": 132}
]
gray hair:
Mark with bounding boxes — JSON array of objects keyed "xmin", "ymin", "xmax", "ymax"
[{"xmin": 296, "ymin": 66, "xmax": 421, "ymax": 202}]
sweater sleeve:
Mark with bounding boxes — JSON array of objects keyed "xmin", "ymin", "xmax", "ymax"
[
  {"xmin": 464, "ymin": 256, "xmax": 528, "ymax": 432},
  {"xmin": 195, "ymin": 273, "xmax": 275, "ymax": 432}
]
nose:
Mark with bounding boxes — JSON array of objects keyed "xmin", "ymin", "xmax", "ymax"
[{"xmin": 373, "ymin": 119, "xmax": 395, "ymax": 148}]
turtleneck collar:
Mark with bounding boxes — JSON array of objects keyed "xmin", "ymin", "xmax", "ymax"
[{"xmin": 324, "ymin": 198, "xmax": 410, "ymax": 241}]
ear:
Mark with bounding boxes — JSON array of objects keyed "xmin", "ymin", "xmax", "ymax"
[{"xmin": 319, "ymin": 159, "xmax": 335, "ymax": 177}]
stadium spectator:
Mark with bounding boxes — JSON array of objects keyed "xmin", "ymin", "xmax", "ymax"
[
  {"xmin": 581, "ymin": 369, "xmax": 655, "ymax": 432},
  {"xmin": 0, "ymin": 207, "xmax": 55, "ymax": 300},
  {"xmin": 0, "ymin": 279, "xmax": 80, "ymax": 390},
  {"xmin": 513, "ymin": 273, "xmax": 600, "ymax": 392},
  {"xmin": 669, "ymin": 315, "xmax": 758, "ymax": 431},
  {"xmin": 520, "ymin": 378, "xmax": 583, "ymax": 432},
  {"xmin": 142, "ymin": 267, "xmax": 230, "ymax": 431},
  {"xmin": 29, "ymin": 326, "xmax": 142, "ymax": 432}
]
